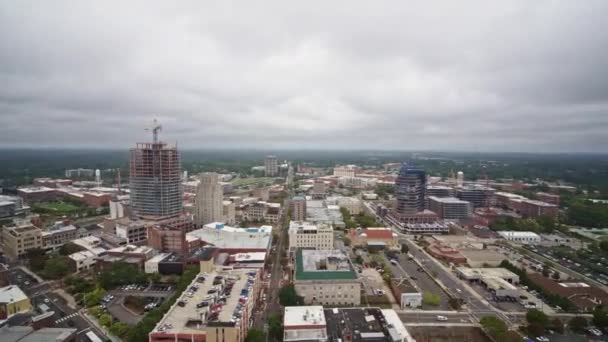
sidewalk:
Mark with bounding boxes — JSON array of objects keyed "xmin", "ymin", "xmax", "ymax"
[
  {"xmin": 17, "ymin": 265, "xmax": 44, "ymax": 283},
  {"xmin": 53, "ymin": 288, "xmax": 77, "ymax": 309},
  {"xmin": 81, "ymin": 309, "xmax": 122, "ymax": 342}
]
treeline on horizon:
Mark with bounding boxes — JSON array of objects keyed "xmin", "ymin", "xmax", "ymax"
[{"xmin": 1, "ymin": 148, "xmax": 607, "ymax": 194}]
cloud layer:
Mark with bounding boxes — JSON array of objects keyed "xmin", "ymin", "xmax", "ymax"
[{"xmin": 1, "ymin": 1, "xmax": 607, "ymax": 152}]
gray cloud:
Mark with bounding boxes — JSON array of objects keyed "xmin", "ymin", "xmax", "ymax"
[{"xmin": 1, "ymin": 1, "xmax": 608, "ymax": 152}]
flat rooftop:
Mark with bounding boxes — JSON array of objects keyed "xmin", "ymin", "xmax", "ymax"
[
  {"xmin": 284, "ymin": 305, "xmax": 326, "ymax": 327},
  {"xmin": 456, "ymin": 267, "xmax": 518, "ymax": 280},
  {"xmin": 324, "ymin": 307, "xmax": 413, "ymax": 342},
  {"xmin": 186, "ymin": 223, "xmax": 272, "ymax": 249},
  {"xmin": 295, "ymin": 249, "xmax": 357, "ymax": 281},
  {"xmin": 154, "ymin": 269, "xmax": 257, "ymax": 335},
  {"xmin": 428, "ymin": 196, "xmax": 469, "ymax": 204}
]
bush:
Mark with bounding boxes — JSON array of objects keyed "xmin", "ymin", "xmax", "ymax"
[
  {"xmin": 569, "ymin": 316, "xmax": 588, "ymax": 333},
  {"xmin": 423, "ymin": 292, "xmax": 441, "ymax": 306},
  {"xmin": 109, "ymin": 322, "xmax": 130, "ymax": 337},
  {"xmin": 126, "ymin": 266, "xmax": 198, "ymax": 342},
  {"xmin": 480, "ymin": 316, "xmax": 508, "ymax": 341}
]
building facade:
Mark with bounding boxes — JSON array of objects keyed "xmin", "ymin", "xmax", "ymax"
[
  {"xmin": 194, "ymin": 172, "xmax": 223, "ymax": 226},
  {"xmin": 291, "ymin": 196, "xmax": 307, "ymax": 221},
  {"xmin": 394, "ymin": 164, "xmax": 426, "ymax": 218},
  {"xmin": 129, "ymin": 131, "xmax": 182, "ymax": 218},
  {"xmin": 265, "ymin": 155, "xmax": 278, "ymax": 177},
  {"xmin": 1, "ymin": 224, "xmax": 43, "ymax": 260},
  {"xmin": 288, "ymin": 221, "xmax": 333, "ymax": 250},
  {"xmin": 428, "ymin": 196, "xmax": 472, "ymax": 219}
]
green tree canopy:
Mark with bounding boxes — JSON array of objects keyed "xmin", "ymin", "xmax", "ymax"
[
  {"xmin": 480, "ymin": 316, "xmax": 508, "ymax": 341},
  {"xmin": 569, "ymin": 316, "xmax": 588, "ymax": 333},
  {"xmin": 268, "ymin": 314, "xmax": 283, "ymax": 341},
  {"xmin": 43, "ymin": 256, "xmax": 70, "ymax": 279},
  {"xmin": 593, "ymin": 307, "xmax": 608, "ymax": 329},
  {"xmin": 245, "ymin": 328, "xmax": 265, "ymax": 342},
  {"xmin": 279, "ymin": 284, "xmax": 303, "ymax": 306},
  {"xmin": 526, "ymin": 309, "xmax": 549, "ymax": 328}
]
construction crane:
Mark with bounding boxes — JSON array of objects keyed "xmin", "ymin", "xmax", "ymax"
[{"xmin": 145, "ymin": 119, "xmax": 162, "ymax": 143}]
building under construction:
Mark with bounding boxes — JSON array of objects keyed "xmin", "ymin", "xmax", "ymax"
[{"xmin": 129, "ymin": 122, "xmax": 182, "ymax": 218}]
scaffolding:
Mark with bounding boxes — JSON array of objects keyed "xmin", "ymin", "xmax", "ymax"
[{"xmin": 129, "ymin": 140, "xmax": 182, "ymax": 218}]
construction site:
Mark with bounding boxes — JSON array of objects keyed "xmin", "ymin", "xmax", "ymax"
[{"xmin": 129, "ymin": 121, "xmax": 182, "ymax": 219}]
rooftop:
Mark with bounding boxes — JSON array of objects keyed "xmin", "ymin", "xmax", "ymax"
[
  {"xmin": 109, "ymin": 245, "xmax": 156, "ymax": 255},
  {"xmin": 295, "ymin": 249, "xmax": 357, "ymax": 281},
  {"xmin": 324, "ymin": 307, "xmax": 414, "ymax": 342},
  {"xmin": 186, "ymin": 223, "xmax": 272, "ymax": 250},
  {"xmin": 0, "ymin": 285, "xmax": 28, "ymax": 304},
  {"xmin": 17, "ymin": 328, "xmax": 77, "ymax": 342},
  {"xmin": 68, "ymin": 250, "xmax": 96, "ymax": 262},
  {"xmin": 428, "ymin": 196, "xmax": 470, "ymax": 204},
  {"xmin": 153, "ymin": 269, "xmax": 258, "ymax": 335},
  {"xmin": 284, "ymin": 305, "xmax": 326, "ymax": 327},
  {"xmin": 456, "ymin": 267, "xmax": 518, "ymax": 280},
  {"xmin": 497, "ymin": 231, "xmax": 541, "ymax": 238},
  {"xmin": 17, "ymin": 186, "xmax": 55, "ymax": 193}
]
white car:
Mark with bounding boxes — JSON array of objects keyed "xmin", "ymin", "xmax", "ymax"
[
  {"xmin": 536, "ymin": 336, "xmax": 549, "ymax": 342},
  {"xmin": 436, "ymin": 315, "xmax": 448, "ymax": 321}
]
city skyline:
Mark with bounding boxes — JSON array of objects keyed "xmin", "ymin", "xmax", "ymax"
[{"xmin": 1, "ymin": 2, "xmax": 608, "ymax": 152}]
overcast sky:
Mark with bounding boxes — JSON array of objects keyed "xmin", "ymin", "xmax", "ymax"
[{"xmin": 1, "ymin": 1, "xmax": 607, "ymax": 152}]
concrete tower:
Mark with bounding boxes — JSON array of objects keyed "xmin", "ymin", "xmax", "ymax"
[
  {"xmin": 194, "ymin": 172, "xmax": 223, "ymax": 226},
  {"xmin": 129, "ymin": 122, "xmax": 182, "ymax": 218},
  {"xmin": 457, "ymin": 171, "xmax": 464, "ymax": 187}
]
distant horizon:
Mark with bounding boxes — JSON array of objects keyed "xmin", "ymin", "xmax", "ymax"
[{"xmin": 1, "ymin": 146, "xmax": 607, "ymax": 156}]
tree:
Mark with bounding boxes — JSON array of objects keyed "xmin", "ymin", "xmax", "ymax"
[
  {"xmin": 355, "ymin": 255, "xmax": 363, "ymax": 264},
  {"xmin": 279, "ymin": 284, "xmax": 303, "ymax": 306},
  {"xmin": 110, "ymin": 322, "xmax": 130, "ymax": 337},
  {"xmin": 551, "ymin": 271, "xmax": 560, "ymax": 280},
  {"xmin": 600, "ymin": 240, "xmax": 608, "ymax": 253},
  {"xmin": 43, "ymin": 256, "xmax": 69, "ymax": 279},
  {"xmin": 422, "ymin": 292, "xmax": 441, "ymax": 306},
  {"xmin": 268, "ymin": 313, "xmax": 283, "ymax": 341},
  {"xmin": 593, "ymin": 307, "xmax": 608, "ymax": 329},
  {"xmin": 541, "ymin": 266, "xmax": 550, "ymax": 277},
  {"xmin": 99, "ymin": 313, "xmax": 113, "ymax": 327},
  {"xmin": 59, "ymin": 242, "xmax": 82, "ymax": 256},
  {"xmin": 401, "ymin": 244, "xmax": 409, "ymax": 254},
  {"xmin": 569, "ymin": 316, "xmax": 588, "ymax": 333},
  {"xmin": 245, "ymin": 328, "xmax": 265, "ymax": 342},
  {"xmin": 148, "ymin": 273, "xmax": 161, "ymax": 284},
  {"xmin": 550, "ymin": 318, "xmax": 564, "ymax": 334},
  {"xmin": 26, "ymin": 248, "xmax": 48, "ymax": 271},
  {"xmin": 84, "ymin": 287, "xmax": 106, "ymax": 308},
  {"xmin": 526, "ymin": 309, "xmax": 549, "ymax": 328},
  {"xmin": 342, "ymin": 236, "xmax": 351, "ymax": 246},
  {"xmin": 480, "ymin": 316, "xmax": 508, "ymax": 341}
]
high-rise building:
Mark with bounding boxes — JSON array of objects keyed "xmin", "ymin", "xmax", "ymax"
[
  {"xmin": 395, "ymin": 163, "xmax": 426, "ymax": 217},
  {"xmin": 194, "ymin": 173, "xmax": 223, "ymax": 226},
  {"xmin": 265, "ymin": 155, "xmax": 278, "ymax": 177},
  {"xmin": 457, "ymin": 171, "xmax": 464, "ymax": 187},
  {"xmin": 129, "ymin": 124, "xmax": 182, "ymax": 218},
  {"xmin": 428, "ymin": 196, "xmax": 472, "ymax": 219},
  {"xmin": 291, "ymin": 196, "xmax": 307, "ymax": 221}
]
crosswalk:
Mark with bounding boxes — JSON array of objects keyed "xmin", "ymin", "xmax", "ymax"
[{"xmin": 55, "ymin": 312, "xmax": 79, "ymax": 324}]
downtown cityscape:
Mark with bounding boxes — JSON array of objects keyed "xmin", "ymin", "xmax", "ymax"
[{"xmin": 2, "ymin": 2, "xmax": 608, "ymax": 342}]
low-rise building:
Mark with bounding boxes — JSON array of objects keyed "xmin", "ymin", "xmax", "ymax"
[
  {"xmin": 306, "ymin": 200, "xmax": 345, "ymax": 228},
  {"xmin": 349, "ymin": 227, "xmax": 399, "ymax": 251},
  {"xmin": 498, "ymin": 231, "xmax": 541, "ymax": 244},
  {"xmin": 323, "ymin": 307, "xmax": 414, "ymax": 342},
  {"xmin": 67, "ymin": 250, "xmax": 97, "ymax": 272},
  {"xmin": 288, "ymin": 221, "xmax": 333, "ymax": 251},
  {"xmin": 186, "ymin": 222, "xmax": 273, "ymax": 253},
  {"xmin": 222, "ymin": 200, "xmax": 235, "ymax": 225},
  {"xmin": 400, "ymin": 222, "xmax": 450, "ymax": 235},
  {"xmin": 428, "ymin": 196, "xmax": 472, "ymax": 220},
  {"xmin": 528, "ymin": 274, "xmax": 608, "ymax": 312},
  {"xmin": 283, "ymin": 306, "xmax": 327, "ymax": 342},
  {"xmin": 149, "ymin": 268, "xmax": 260, "ymax": 342},
  {"xmin": 1, "ymin": 224, "xmax": 43, "ymax": 260},
  {"xmin": 456, "ymin": 267, "xmax": 520, "ymax": 299},
  {"xmin": 389, "ymin": 278, "xmax": 422, "ymax": 310},
  {"xmin": 0, "ymin": 285, "xmax": 31, "ymax": 320},
  {"xmin": 337, "ymin": 197, "xmax": 362, "ymax": 215},
  {"xmin": 1, "ymin": 326, "xmax": 77, "ymax": 342},
  {"xmin": 71, "ymin": 236, "xmax": 107, "ymax": 256},
  {"xmin": 41, "ymin": 221, "xmax": 78, "ymax": 252},
  {"xmin": 16, "ymin": 186, "xmax": 58, "ymax": 203},
  {"xmin": 144, "ymin": 253, "xmax": 172, "ymax": 274},
  {"xmin": 294, "ymin": 249, "xmax": 360, "ymax": 306}
]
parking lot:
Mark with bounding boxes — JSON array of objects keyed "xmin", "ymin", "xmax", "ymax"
[
  {"xmin": 390, "ymin": 253, "xmax": 451, "ymax": 310},
  {"xmin": 107, "ymin": 283, "xmax": 174, "ymax": 325},
  {"xmin": 525, "ymin": 245, "xmax": 608, "ymax": 286}
]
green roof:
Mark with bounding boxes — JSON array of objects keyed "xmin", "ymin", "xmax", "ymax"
[{"xmin": 294, "ymin": 248, "xmax": 358, "ymax": 281}]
